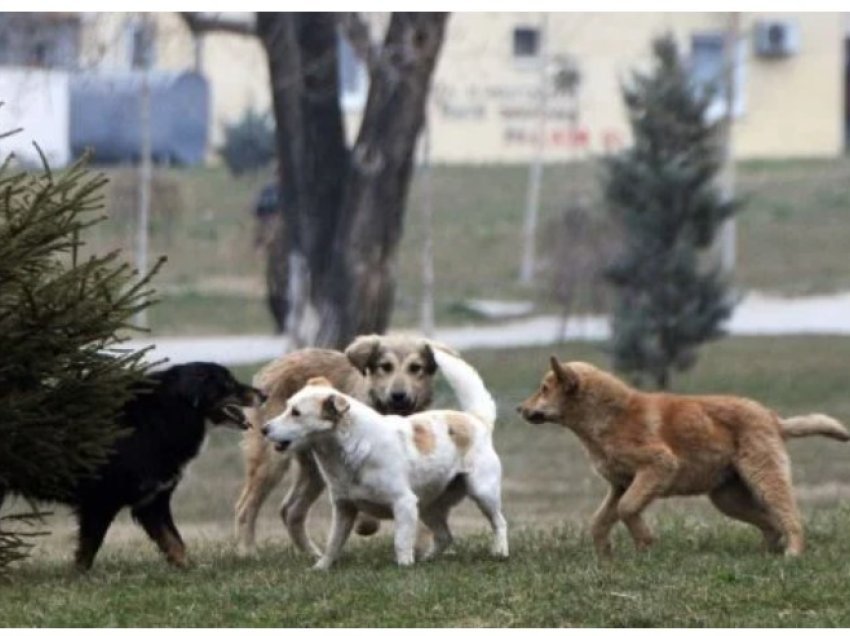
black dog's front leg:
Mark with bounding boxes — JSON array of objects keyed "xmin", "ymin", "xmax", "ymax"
[{"xmin": 75, "ymin": 504, "xmax": 121, "ymax": 571}]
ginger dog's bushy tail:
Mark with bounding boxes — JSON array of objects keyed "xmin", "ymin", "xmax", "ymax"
[
  {"xmin": 433, "ymin": 349, "xmax": 496, "ymax": 429},
  {"xmin": 780, "ymin": 414, "xmax": 850, "ymax": 441}
]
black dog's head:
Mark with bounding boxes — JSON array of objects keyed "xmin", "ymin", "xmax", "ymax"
[{"xmin": 166, "ymin": 362, "xmax": 266, "ymax": 430}]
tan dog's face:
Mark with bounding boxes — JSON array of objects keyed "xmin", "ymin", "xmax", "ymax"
[
  {"xmin": 345, "ymin": 335, "xmax": 438, "ymax": 416},
  {"xmin": 262, "ymin": 378, "xmax": 350, "ymax": 452},
  {"xmin": 517, "ymin": 356, "xmax": 581, "ymax": 426}
]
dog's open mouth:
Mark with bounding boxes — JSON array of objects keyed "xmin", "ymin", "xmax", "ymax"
[
  {"xmin": 211, "ymin": 402, "xmax": 249, "ymax": 429},
  {"xmin": 525, "ymin": 411, "xmax": 546, "ymax": 425}
]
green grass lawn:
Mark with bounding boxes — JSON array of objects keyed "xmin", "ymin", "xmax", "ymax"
[
  {"xmin": 3, "ymin": 514, "xmax": 850, "ymax": 627},
  {"xmin": 83, "ymin": 157, "xmax": 850, "ymax": 335},
  {"xmin": 4, "ymin": 336, "xmax": 850, "ymax": 626}
]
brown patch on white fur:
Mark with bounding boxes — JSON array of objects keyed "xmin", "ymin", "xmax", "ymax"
[
  {"xmin": 446, "ymin": 413, "xmax": 474, "ymax": 454},
  {"xmin": 518, "ymin": 356, "xmax": 849, "ymax": 560},
  {"xmin": 410, "ymin": 416, "xmax": 437, "ymax": 455}
]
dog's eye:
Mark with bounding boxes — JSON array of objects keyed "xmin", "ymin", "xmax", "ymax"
[
  {"xmin": 409, "ymin": 363, "xmax": 422, "ymax": 374},
  {"xmin": 380, "ymin": 363, "xmax": 393, "ymax": 373},
  {"xmin": 291, "ymin": 407, "xmax": 301, "ymax": 417}
]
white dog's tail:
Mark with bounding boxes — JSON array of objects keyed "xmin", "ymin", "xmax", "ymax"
[
  {"xmin": 433, "ymin": 349, "xmax": 497, "ymax": 429},
  {"xmin": 780, "ymin": 414, "xmax": 850, "ymax": 441}
]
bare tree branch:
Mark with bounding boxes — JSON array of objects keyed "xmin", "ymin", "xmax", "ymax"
[
  {"xmin": 338, "ymin": 12, "xmax": 377, "ymax": 72},
  {"xmin": 179, "ymin": 12, "xmax": 257, "ymax": 37}
]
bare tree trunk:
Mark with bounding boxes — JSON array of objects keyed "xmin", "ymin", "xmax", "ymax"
[
  {"xmin": 134, "ymin": 13, "xmax": 153, "ymax": 329},
  {"xmin": 718, "ymin": 11, "xmax": 740, "ymax": 275},
  {"xmin": 419, "ymin": 115, "xmax": 435, "ymax": 337},
  {"xmin": 191, "ymin": 12, "xmax": 447, "ymax": 349},
  {"xmin": 257, "ymin": 13, "xmax": 349, "ymax": 348},
  {"xmin": 519, "ymin": 12, "xmax": 549, "ymax": 285},
  {"xmin": 320, "ymin": 13, "xmax": 447, "ymax": 347}
]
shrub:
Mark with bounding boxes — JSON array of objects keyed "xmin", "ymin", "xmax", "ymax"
[{"xmin": 218, "ymin": 108, "xmax": 276, "ymax": 176}]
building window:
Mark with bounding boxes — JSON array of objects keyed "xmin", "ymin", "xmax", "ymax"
[
  {"xmin": 690, "ymin": 32, "xmax": 746, "ymax": 121},
  {"xmin": 337, "ymin": 32, "xmax": 367, "ymax": 112},
  {"xmin": 513, "ymin": 26, "xmax": 540, "ymax": 59},
  {"xmin": 31, "ymin": 41, "xmax": 48, "ymax": 67},
  {"xmin": 128, "ymin": 18, "xmax": 156, "ymax": 70}
]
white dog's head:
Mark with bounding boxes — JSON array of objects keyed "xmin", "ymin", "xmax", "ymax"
[{"xmin": 261, "ymin": 377, "xmax": 351, "ymax": 452}]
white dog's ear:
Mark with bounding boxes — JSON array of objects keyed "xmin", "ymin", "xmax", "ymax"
[
  {"xmin": 345, "ymin": 335, "xmax": 381, "ymax": 374},
  {"xmin": 321, "ymin": 393, "xmax": 350, "ymax": 423}
]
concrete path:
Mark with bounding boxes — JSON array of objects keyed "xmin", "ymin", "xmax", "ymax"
[{"xmin": 126, "ymin": 291, "xmax": 850, "ymax": 366}]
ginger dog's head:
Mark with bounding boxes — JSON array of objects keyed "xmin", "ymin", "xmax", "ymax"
[
  {"xmin": 517, "ymin": 356, "xmax": 582, "ymax": 426},
  {"xmin": 517, "ymin": 357, "xmax": 633, "ymax": 429},
  {"xmin": 261, "ymin": 377, "xmax": 351, "ymax": 452}
]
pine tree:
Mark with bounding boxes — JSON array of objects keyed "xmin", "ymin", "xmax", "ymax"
[
  {"xmin": 602, "ymin": 34, "xmax": 739, "ymax": 389},
  {"xmin": 0, "ymin": 135, "xmax": 163, "ymax": 569}
]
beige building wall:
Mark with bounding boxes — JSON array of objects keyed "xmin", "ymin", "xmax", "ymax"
[
  {"xmin": 428, "ymin": 12, "xmax": 844, "ymax": 162},
  {"xmin": 77, "ymin": 12, "xmax": 845, "ymax": 163}
]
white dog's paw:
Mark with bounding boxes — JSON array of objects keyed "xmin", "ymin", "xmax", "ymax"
[
  {"xmin": 311, "ymin": 558, "xmax": 333, "ymax": 571},
  {"xmin": 490, "ymin": 540, "xmax": 509, "ymax": 559},
  {"xmin": 396, "ymin": 553, "xmax": 415, "ymax": 567}
]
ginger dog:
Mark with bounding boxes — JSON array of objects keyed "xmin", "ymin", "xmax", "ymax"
[
  {"xmin": 262, "ymin": 350, "xmax": 508, "ymax": 569},
  {"xmin": 518, "ymin": 356, "xmax": 849, "ymax": 558}
]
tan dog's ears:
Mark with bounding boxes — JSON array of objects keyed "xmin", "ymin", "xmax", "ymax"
[
  {"xmin": 419, "ymin": 343, "xmax": 438, "ymax": 375},
  {"xmin": 307, "ymin": 376, "xmax": 332, "ymax": 388},
  {"xmin": 321, "ymin": 393, "xmax": 350, "ymax": 423},
  {"xmin": 549, "ymin": 356, "xmax": 579, "ymax": 394},
  {"xmin": 345, "ymin": 335, "xmax": 381, "ymax": 375}
]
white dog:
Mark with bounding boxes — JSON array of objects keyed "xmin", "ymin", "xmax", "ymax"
[{"xmin": 262, "ymin": 349, "xmax": 508, "ymax": 569}]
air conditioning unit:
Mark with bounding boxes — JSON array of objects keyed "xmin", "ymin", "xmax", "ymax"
[{"xmin": 754, "ymin": 20, "xmax": 800, "ymax": 58}]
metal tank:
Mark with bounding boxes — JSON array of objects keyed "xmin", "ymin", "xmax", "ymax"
[{"xmin": 70, "ymin": 70, "xmax": 209, "ymax": 166}]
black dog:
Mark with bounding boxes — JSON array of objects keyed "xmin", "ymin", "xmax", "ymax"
[{"xmin": 65, "ymin": 362, "xmax": 264, "ymax": 570}]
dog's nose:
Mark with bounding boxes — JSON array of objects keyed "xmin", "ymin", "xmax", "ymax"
[{"xmin": 390, "ymin": 391, "xmax": 408, "ymax": 404}]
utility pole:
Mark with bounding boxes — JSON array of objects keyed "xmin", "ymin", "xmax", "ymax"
[
  {"xmin": 419, "ymin": 114, "xmax": 435, "ymax": 337},
  {"xmin": 519, "ymin": 12, "xmax": 549, "ymax": 285},
  {"xmin": 134, "ymin": 13, "xmax": 153, "ymax": 329},
  {"xmin": 718, "ymin": 12, "xmax": 740, "ymax": 274}
]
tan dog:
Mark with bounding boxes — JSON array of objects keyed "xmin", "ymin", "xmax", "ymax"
[
  {"xmin": 234, "ymin": 334, "xmax": 455, "ymax": 555},
  {"xmin": 518, "ymin": 356, "xmax": 849, "ymax": 559}
]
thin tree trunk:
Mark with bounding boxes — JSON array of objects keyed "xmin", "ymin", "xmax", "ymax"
[
  {"xmin": 259, "ymin": 12, "xmax": 447, "ymax": 349},
  {"xmin": 419, "ymin": 114, "xmax": 435, "ymax": 337},
  {"xmin": 316, "ymin": 12, "xmax": 448, "ymax": 347},
  {"xmin": 718, "ymin": 11, "xmax": 740, "ymax": 275},
  {"xmin": 257, "ymin": 13, "xmax": 348, "ymax": 348},
  {"xmin": 182, "ymin": 12, "xmax": 447, "ymax": 348}
]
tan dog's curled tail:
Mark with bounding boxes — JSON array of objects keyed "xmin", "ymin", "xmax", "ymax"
[
  {"xmin": 432, "ymin": 349, "xmax": 496, "ymax": 429},
  {"xmin": 780, "ymin": 414, "xmax": 850, "ymax": 441}
]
